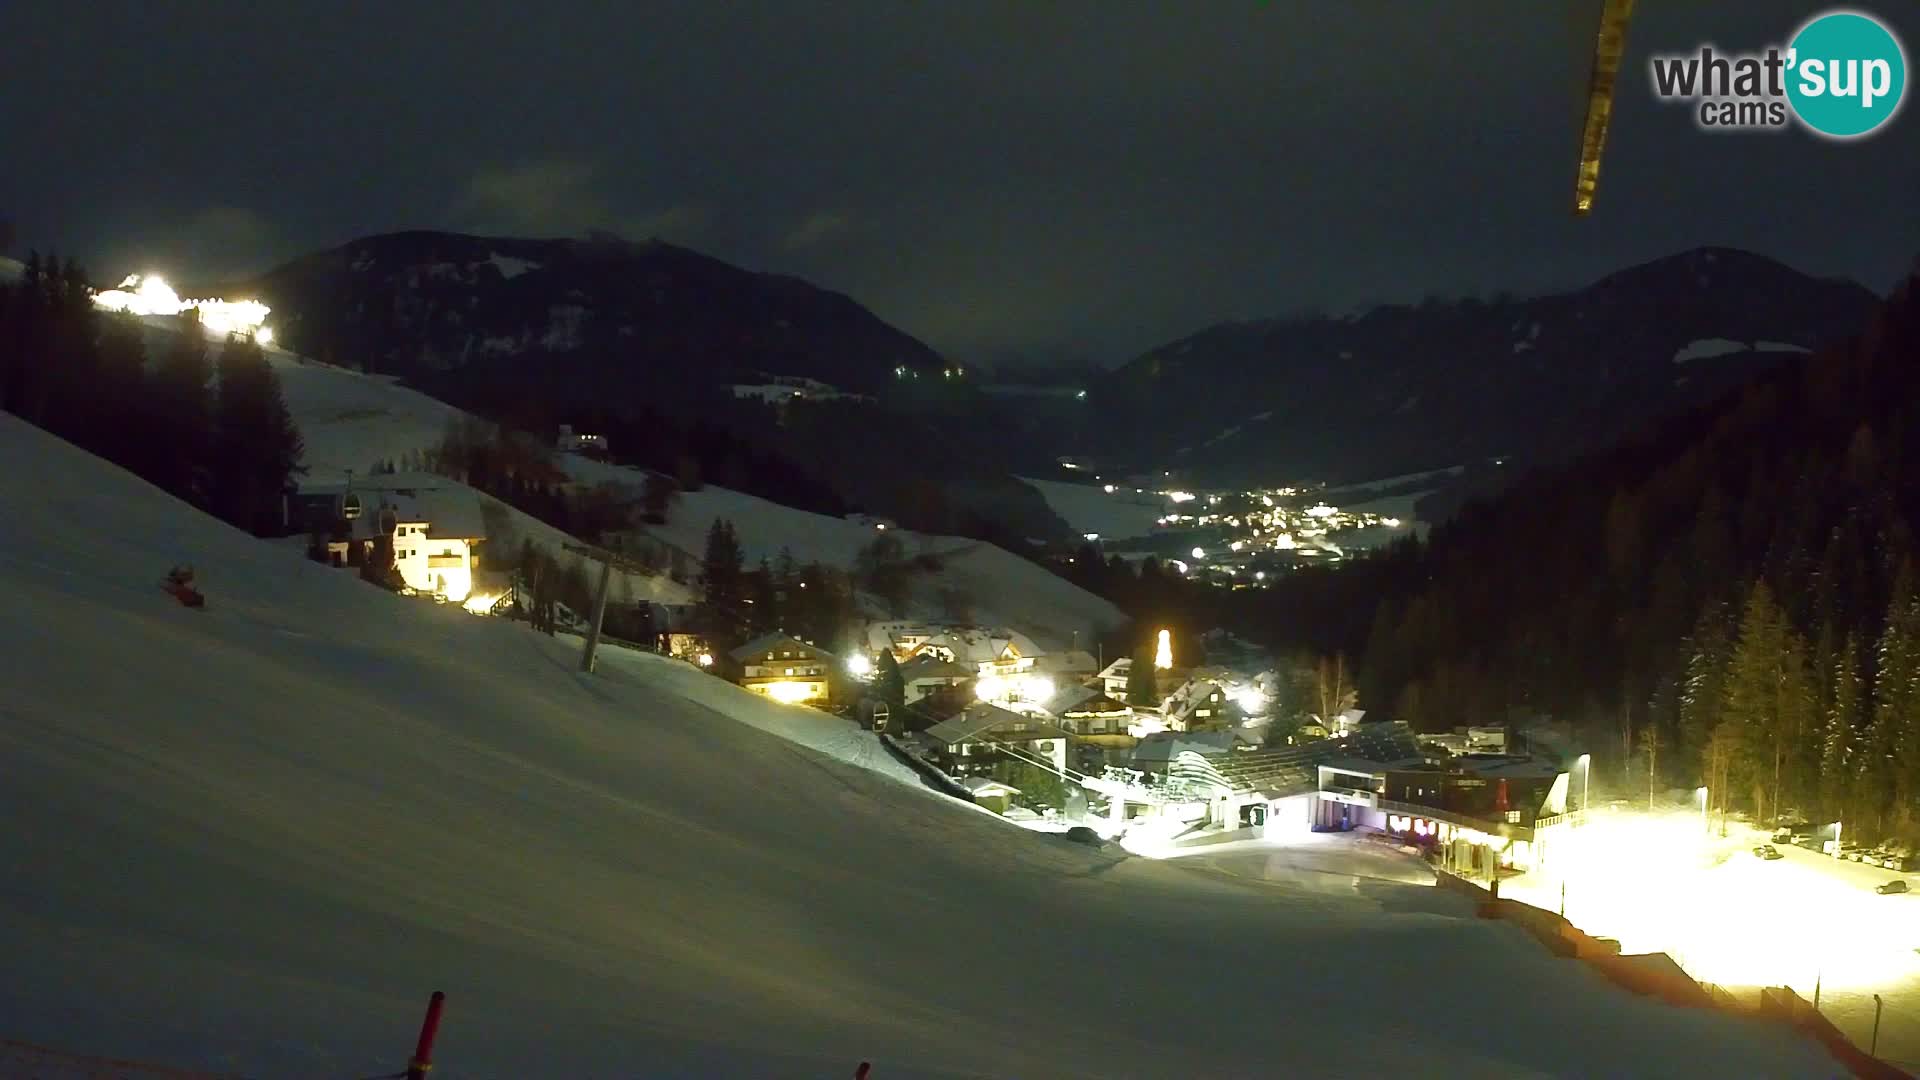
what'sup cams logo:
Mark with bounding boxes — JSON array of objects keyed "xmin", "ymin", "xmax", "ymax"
[{"xmin": 1650, "ymin": 9, "xmax": 1907, "ymax": 138}]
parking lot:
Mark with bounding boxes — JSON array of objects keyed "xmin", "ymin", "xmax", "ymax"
[{"xmin": 1499, "ymin": 808, "xmax": 1920, "ymax": 1068}]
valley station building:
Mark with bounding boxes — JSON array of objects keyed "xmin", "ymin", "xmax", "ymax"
[{"xmin": 1179, "ymin": 722, "xmax": 1576, "ymax": 879}]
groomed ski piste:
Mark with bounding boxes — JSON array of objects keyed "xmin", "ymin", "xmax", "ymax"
[{"xmin": 0, "ymin": 414, "xmax": 1854, "ymax": 1078}]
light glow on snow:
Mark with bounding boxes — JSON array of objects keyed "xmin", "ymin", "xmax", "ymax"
[
  {"xmin": 92, "ymin": 274, "xmax": 275, "ymax": 342},
  {"xmin": 766, "ymin": 680, "xmax": 814, "ymax": 704}
]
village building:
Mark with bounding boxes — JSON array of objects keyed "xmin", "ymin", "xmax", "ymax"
[
  {"xmin": 1095, "ymin": 657, "xmax": 1132, "ymax": 699},
  {"xmin": 1160, "ymin": 677, "xmax": 1236, "ymax": 733},
  {"xmin": 730, "ymin": 633, "xmax": 841, "ymax": 706},
  {"xmin": 914, "ymin": 701, "xmax": 1070, "ymax": 775},
  {"xmin": 897, "ymin": 654, "xmax": 974, "ymax": 704},
  {"xmin": 1130, "ymin": 730, "xmax": 1245, "ymax": 776},
  {"xmin": 961, "ymin": 777, "xmax": 1022, "ymax": 815},
  {"xmin": 555, "ymin": 424, "xmax": 609, "ymax": 457},
  {"xmin": 1049, "ymin": 685, "xmax": 1134, "ymax": 744},
  {"xmin": 286, "ymin": 477, "xmax": 486, "ymax": 602}
]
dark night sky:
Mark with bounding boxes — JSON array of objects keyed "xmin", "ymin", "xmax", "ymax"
[{"xmin": 2, "ymin": 1, "xmax": 1915, "ymax": 364}]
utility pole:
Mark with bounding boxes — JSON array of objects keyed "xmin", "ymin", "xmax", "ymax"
[{"xmin": 563, "ymin": 541, "xmax": 653, "ymax": 675}]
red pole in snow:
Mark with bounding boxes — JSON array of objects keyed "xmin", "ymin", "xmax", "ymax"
[{"xmin": 406, "ymin": 991, "xmax": 446, "ymax": 1080}]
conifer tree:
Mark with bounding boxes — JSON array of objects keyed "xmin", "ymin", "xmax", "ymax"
[
  {"xmin": 876, "ymin": 650, "xmax": 907, "ymax": 712},
  {"xmin": 1872, "ymin": 562, "xmax": 1920, "ymax": 832},
  {"xmin": 151, "ymin": 309, "xmax": 215, "ymax": 502},
  {"xmin": 1822, "ymin": 632, "xmax": 1862, "ymax": 821},
  {"xmin": 1127, "ymin": 637, "xmax": 1161, "ymax": 709},
  {"xmin": 212, "ymin": 332, "xmax": 305, "ymax": 534}
]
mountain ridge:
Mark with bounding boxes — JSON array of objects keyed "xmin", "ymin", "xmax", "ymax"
[{"xmin": 1088, "ymin": 246, "xmax": 1879, "ymax": 488}]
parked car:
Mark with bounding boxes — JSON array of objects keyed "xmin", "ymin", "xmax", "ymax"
[
  {"xmin": 1773, "ymin": 829, "xmax": 1793, "ymax": 845},
  {"xmin": 1877, "ymin": 879, "xmax": 1910, "ymax": 895}
]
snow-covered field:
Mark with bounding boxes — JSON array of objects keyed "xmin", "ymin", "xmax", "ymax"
[
  {"xmin": 0, "ymin": 415, "xmax": 1851, "ymax": 1078},
  {"xmin": 1017, "ymin": 476, "xmax": 1170, "ymax": 542},
  {"xmin": 565, "ymin": 456, "xmax": 1127, "ymax": 649}
]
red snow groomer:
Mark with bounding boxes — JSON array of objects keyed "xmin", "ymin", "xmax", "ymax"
[{"xmin": 163, "ymin": 565, "xmax": 205, "ymax": 609}]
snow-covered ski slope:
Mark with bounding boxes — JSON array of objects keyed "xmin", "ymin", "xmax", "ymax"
[
  {"xmin": 129, "ymin": 314, "xmax": 696, "ymax": 605},
  {"xmin": 0, "ymin": 415, "xmax": 1844, "ymax": 1077}
]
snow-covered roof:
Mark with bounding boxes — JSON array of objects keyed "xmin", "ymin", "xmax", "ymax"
[
  {"xmin": 922, "ymin": 703, "xmax": 1065, "ymax": 746},
  {"xmin": 1132, "ymin": 730, "xmax": 1237, "ymax": 764},
  {"xmin": 1035, "ymin": 649, "xmax": 1098, "ymax": 675},
  {"xmin": 302, "ymin": 484, "xmax": 487, "ymax": 542},
  {"xmin": 1161, "ymin": 677, "xmax": 1227, "ymax": 722},
  {"xmin": 898, "ymin": 655, "xmax": 972, "ymax": 682},
  {"xmin": 1096, "ymin": 657, "xmax": 1132, "ymax": 680},
  {"xmin": 961, "ymin": 776, "xmax": 1021, "ymax": 796},
  {"xmin": 912, "ymin": 626, "xmax": 1043, "ymax": 666},
  {"xmin": 730, "ymin": 633, "xmax": 838, "ymax": 664},
  {"xmin": 1456, "ymin": 756, "xmax": 1567, "ymax": 780},
  {"xmin": 1051, "ymin": 684, "xmax": 1130, "ymax": 716}
]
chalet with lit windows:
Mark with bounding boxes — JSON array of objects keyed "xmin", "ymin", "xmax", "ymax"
[
  {"xmin": 1096, "ymin": 657, "xmax": 1132, "ymax": 699},
  {"xmin": 906, "ymin": 627, "xmax": 1043, "ymax": 680},
  {"xmin": 1050, "ymin": 685, "xmax": 1135, "ymax": 748},
  {"xmin": 914, "ymin": 701, "xmax": 1070, "ymax": 775},
  {"xmin": 897, "ymin": 654, "xmax": 974, "ymax": 703},
  {"xmin": 730, "ymin": 633, "xmax": 841, "ymax": 706},
  {"xmin": 287, "ymin": 477, "xmax": 486, "ymax": 602},
  {"xmin": 1161, "ymin": 677, "xmax": 1235, "ymax": 732}
]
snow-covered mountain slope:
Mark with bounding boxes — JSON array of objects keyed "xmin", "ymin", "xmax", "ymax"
[
  {"xmin": 565, "ymin": 454, "xmax": 1127, "ymax": 648},
  {"xmin": 130, "ymin": 314, "xmax": 695, "ymax": 605},
  {"xmin": 1018, "ymin": 476, "xmax": 1171, "ymax": 542},
  {"xmin": 0, "ymin": 414, "xmax": 1846, "ymax": 1078}
]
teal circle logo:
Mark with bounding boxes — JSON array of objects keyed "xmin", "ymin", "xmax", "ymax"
[{"xmin": 1786, "ymin": 10, "xmax": 1907, "ymax": 138}]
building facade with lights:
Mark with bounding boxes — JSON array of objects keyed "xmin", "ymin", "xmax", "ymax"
[
  {"xmin": 915, "ymin": 702, "xmax": 1071, "ymax": 775},
  {"xmin": 287, "ymin": 479, "xmax": 487, "ymax": 602},
  {"xmin": 1313, "ymin": 756, "xmax": 1572, "ymax": 875},
  {"xmin": 730, "ymin": 633, "xmax": 843, "ymax": 706}
]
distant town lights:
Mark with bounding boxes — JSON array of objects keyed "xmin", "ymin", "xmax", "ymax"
[{"xmin": 1191, "ymin": 547, "xmax": 1206, "ymax": 560}]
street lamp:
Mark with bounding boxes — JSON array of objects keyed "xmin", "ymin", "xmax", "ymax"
[{"xmin": 1576, "ymin": 754, "xmax": 1592, "ymax": 818}]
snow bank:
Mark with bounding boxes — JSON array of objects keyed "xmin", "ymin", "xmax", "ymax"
[{"xmin": 0, "ymin": 414, "xmax": 1848, "ymax": 1078}]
